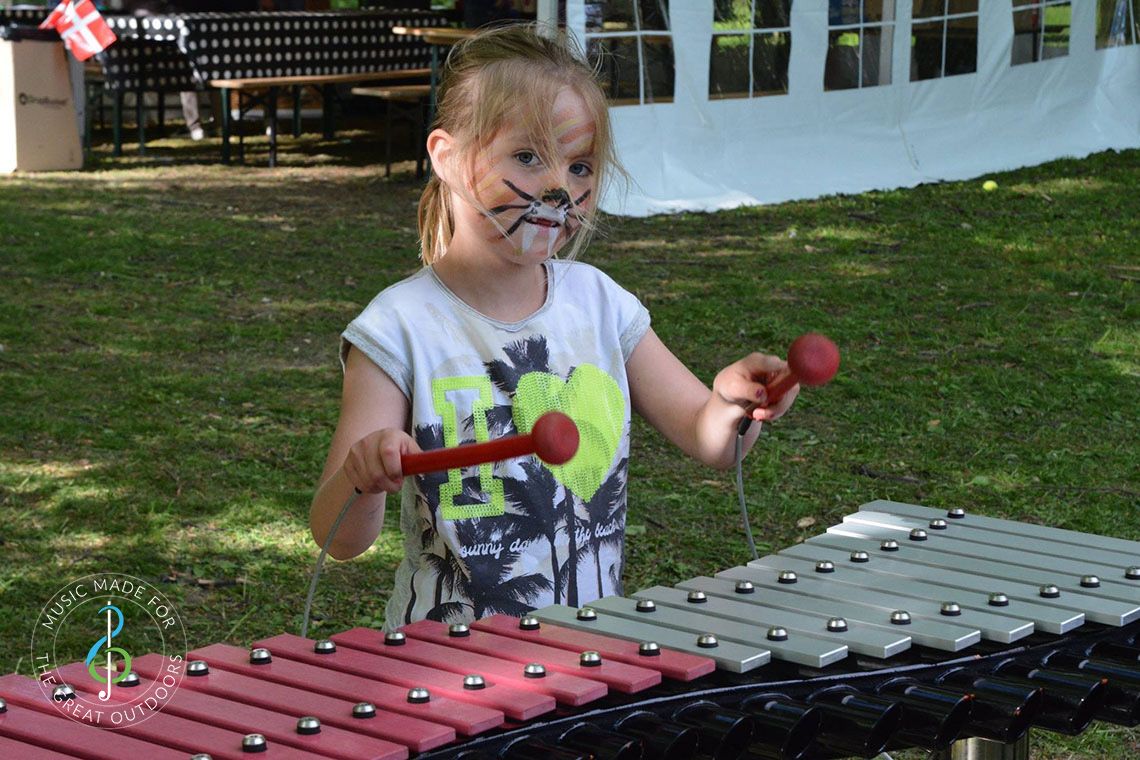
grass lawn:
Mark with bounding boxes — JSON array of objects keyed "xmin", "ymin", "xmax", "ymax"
[{"xmin": 1, "ymin": 131, "xmax": 1137, "ymax": 758}]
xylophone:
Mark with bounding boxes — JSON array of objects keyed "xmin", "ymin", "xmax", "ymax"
[{"xmin": 3, "ymin": 500, "xmax": 1140, "ymax": 760}]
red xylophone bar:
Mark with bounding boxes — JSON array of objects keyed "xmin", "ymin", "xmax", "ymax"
[
  {"xmin": 472, "ymin": 613, "xmax": 716, "ymax": 682},
  {"xmin": 188, "ymin": 642, "xmax": 503, "ymax": 736},
  {"xmin": 0, "ymin": 674, "xmax": 191, "ymax": 760},
  {"xmin": 332, "ymin": 627, "xmax": 607, "ymax": 707},
  {"xmin": 255, "ymin": 632, "xmax": 554, "ymax": 722},
  {"xmin": 53, "ymin": 660, "xmax": 399, "ymax": 760},
  {"xmin": 399, "ymin": 619, "xmax": 662, "ymax": 694}
]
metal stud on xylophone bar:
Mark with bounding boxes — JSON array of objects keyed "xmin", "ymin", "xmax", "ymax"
[{"xmin": 3, "ymin": 500, "xmax": 1140, "ymax": 760}]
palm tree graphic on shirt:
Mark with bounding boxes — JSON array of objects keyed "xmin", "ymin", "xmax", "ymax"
[{"xmin": 409, "ymin": 334, "xmax": 627, "ymax": 621}]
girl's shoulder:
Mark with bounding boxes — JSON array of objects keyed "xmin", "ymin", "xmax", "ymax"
[
  {"xmin": 361, "ymin": 267, "xmax": 437, "ymax": 309},
  {"xmin": 548, "ymin": 258, "xmax": 631, "ymax": 295}
]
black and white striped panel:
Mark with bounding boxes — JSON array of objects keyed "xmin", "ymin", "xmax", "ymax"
[
  {"xmin": 96, "ymin": 24, "xmax": 200, "ymax": 93},
  {"xmin": 167, "ymin": 10, "xmax": 445, "ymax": 81},
  {"xmin": 0, "ymin": 8, "xmax": 51, "ymax": 26}
]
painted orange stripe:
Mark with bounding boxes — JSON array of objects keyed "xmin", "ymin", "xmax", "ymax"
[{"xmin": 557, "ymin": 120, "xmax": 594, "ymax": 147}]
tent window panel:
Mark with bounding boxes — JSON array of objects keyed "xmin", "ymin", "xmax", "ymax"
[
  {"xmin": 832, "ymin": 0, "xmax": 894, "ymax": 23},
  {"xmin": 709, "ymin": 1, "xmax": 792, "ymax": 99},
  {"xmin": 1013, "ymin": 1, "xmax": 1071, "ymax": 65},
  {"xmin": 825, "ymin": 1, "xmax": 896, "ymax": 91},
  {"xmin": 1095, "ymin": 0, "xmax": 1139, "ymax": 48},
  {"xmin": 753, "ymin": 31, "xmax": 791, "ymax": 95},
  {"xmin": 946, "ymin": 0, "xmax": 978, "ymax": 14},
  {"xmin": 588, "ymin": 36, "xmax": 641, "ymax": 103},
  {"xmin": 586, "ymin": 1, "xmax": 636, "ymax": 33},
  {"xmin": 914, "ymin": 0, "xmax": 977, "ymax": 18},
  {"xmin": 713, "ymin": 1, "xmax": 793, "ymax": 31},
  {"xmin": 709, "ymin": 34, "xmax": 752, "ymax": 98},
  {"xmin": 863, "ymin": 0, "xmax": 895, "ymax": 22},
  {"xmin": 714, "ymin": 0, "xmax": 753, "ymax": 31},
  {"xmin": 1012, "ymin": 9, "xmax": 1041, "ymax": 64},
  {"xmin": 912, "ymin": 0, "xmax": 945, "ymax": 19},
  {"xmin": 638, "ymin": 0, "xmax": 670, "ymax": 31},
  {"xmin": 944, "ymin": 15, "xmax": 978, "ymax": 76},
  {"xmin": 756, "ymin": 0, "xmax": 792, "ymax": 27},
  {"xmin": 911, "ymin": 19, "xmax": 945, "ymax": 80},
  {"xmin": 641, "ymin": 35, "xmax": 675, "ymax": 103},
  {"xmin": 909, "ymin": 1, "xmax": 978, "ymax": 81},
  {"xmin": 862, "ymin": 27, "xmax": 893, "ymax": 85},
  {"xmin": 825, "ymin": 30, "xmax": 862, "ymax": 89},
  {"xmin": 585, "ymin": 0, "xmax": 674, "ymax": 106},
  {"xmin": 1042, "ymin": 3, "xmax": 1072, "ymax": 58},
  {"xmin": 830, "ymin": 0, "xmax": 861, "ymax": 24}
]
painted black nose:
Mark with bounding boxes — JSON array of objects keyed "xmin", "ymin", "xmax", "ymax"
[{"xmin": 541, "ymin": 187, "xmax": 570, "ymax": 206}]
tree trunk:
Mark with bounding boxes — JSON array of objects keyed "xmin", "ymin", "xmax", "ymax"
[
  {"xmin": 549, "ymin": 539, "xmax": 561, "ymax": 605},
  {"xmin": 565, "ymin": 491, "xmax": 579, "ymax": 607},
  {"xmin": 404, "ymin": 571, "xmax": 417, "ymax": 624},
  {"xmin": 594, "ymin": 541, "xmax": 604, "ymax": 599}
]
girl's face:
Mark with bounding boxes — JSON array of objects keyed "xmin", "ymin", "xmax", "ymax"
[{"xmin": 466, "ymin": 87, "xmax": 598, "ymax": 262}]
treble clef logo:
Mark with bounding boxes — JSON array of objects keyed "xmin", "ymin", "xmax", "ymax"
[{"xmin": 84, "ymin": 601, "xmax": 132, "ymax": 702}]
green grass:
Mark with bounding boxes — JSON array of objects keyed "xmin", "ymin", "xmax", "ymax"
[{"xmin": 1, "ymin": 133, "xmax": 1137, "ymax": 758}]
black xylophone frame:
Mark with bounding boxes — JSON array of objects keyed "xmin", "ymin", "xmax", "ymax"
[{"xmin": 412, "ymin": 616, "xmax": 1140, "ymax": 760}]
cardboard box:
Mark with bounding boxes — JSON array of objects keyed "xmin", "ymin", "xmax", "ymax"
[{"xmin": 1, "ymin": 37, "xmax": 83, "ymax": 172}]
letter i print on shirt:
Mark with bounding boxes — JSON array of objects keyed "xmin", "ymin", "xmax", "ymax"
[{"xmin": 431, "ymin": 376, "xmax": 506, "ymax": 520}]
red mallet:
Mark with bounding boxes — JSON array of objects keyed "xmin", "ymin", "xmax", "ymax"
[
  {"xmin": 738, "ymin": 333, "xmax": 839, "ymax": 435},
  {"xmin": 763, "ymin": 332, "xmax": 841, "ymax": 407},
  {"xmin": 400, "ymin": 411, "xmax": 580, "ymax": 476}
]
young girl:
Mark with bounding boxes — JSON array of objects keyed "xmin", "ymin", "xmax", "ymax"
[{"xmin": 310, "ymin": 24, "xmax": 797, "ymax": 630}]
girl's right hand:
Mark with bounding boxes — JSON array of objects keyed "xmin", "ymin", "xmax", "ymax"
[{"xmin": 342, "ymin": 429, "xmax": 420, "ymax": 494}]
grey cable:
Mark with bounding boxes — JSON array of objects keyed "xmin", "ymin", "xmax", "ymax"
[
  {"xmin": 300, "ymin": 489, "xmax": 359, "ymax": 640},
  {"xmin": 735, "ymin": 428, "xmax": 759, "ymax": 561}
]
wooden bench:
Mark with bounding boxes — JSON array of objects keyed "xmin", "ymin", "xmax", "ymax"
[
  {"xmin": 211, "ymin": 69, "xmax": 430, "ymax": 167},
  {"xmin": 351, "ymin": 83, "xmax": 432, "ymax": 177}
]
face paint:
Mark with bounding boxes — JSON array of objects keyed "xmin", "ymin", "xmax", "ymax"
[
  {"xmin": 555, "ymin": 113, "xmax": 594, "ymax": 154},
  {"xmin": 486, "ymin": 179, "xmax": 592, "ymax": 257},
  {"xmin": 473, "ymin": 144, "xmax": 507, "ymax": 201},
  {"xmin": 451, "ymin": 87, "xmax": 599, "ymax": 260}
]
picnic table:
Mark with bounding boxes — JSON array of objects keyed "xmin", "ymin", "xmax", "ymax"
[
  {"xmin": 390, "ymin": 25, "xmax": 476, "ymax": 125},
  {"xmin": 99, "ymin": 9, "xmax": 448, "ymax": 166}
]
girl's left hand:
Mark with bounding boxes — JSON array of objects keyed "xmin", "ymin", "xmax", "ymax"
[{"xmin": 713, "ymin": 352, "xmax": 799, "ymax": 423}]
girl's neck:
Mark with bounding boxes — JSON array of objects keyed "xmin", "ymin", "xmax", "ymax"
[{"xmin": 432, "ymin": 237, "xmax": 549, "ymax": 323}]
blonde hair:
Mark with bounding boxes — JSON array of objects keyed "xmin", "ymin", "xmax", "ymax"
[{"xmin": 417, "ymin": 23, "xmax": 620, "ymax": 265}]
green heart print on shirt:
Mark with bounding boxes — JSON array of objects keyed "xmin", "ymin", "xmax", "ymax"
[{"xmin": 513, "ymin": 364, "xmax": 625, "ymax": 502}]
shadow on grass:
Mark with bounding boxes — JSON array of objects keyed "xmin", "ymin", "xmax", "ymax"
[{"xmin": 83, "ymin": 113, "xmax": 424, "ymax": 170}]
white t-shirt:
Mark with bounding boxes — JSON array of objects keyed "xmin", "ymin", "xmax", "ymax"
[{"xmin": 342, "ymin": 259, "xmax": 651, "ymax": 629}]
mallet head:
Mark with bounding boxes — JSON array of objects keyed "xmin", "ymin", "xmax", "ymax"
[{"xmin": 531, "ymin": 412, "xmax": 579, "ymax": 465}]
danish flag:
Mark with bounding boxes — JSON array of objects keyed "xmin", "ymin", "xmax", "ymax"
[{"xmin": 39, "ymin": 0, "xmax": 117, "ymax": 62}]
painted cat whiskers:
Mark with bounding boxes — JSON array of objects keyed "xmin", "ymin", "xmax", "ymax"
[
  {"xmin": 486, "ymin": 180, "xmax": 592, "ymax": 258},
  {"xmin": 474, "ymin": 107, "xmax": 597, "ymax": 258}
]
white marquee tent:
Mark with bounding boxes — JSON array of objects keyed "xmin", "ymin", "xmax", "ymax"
[{"xmin": 550, "ymin": 1, "xmax": 1140, "ymax": 216}]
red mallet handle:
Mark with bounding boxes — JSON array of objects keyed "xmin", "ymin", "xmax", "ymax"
[
  {"xmin": 400, "ymin": 411, "xmax": 580, "ymax": 477},
  {"xmin": 764, "ymin": 333, "xmax": 841, "ymax": 406}
]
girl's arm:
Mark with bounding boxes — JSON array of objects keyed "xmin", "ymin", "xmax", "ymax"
[
  {"xmin": 627, "ymin": 329, "xmax": 798, "ymax": 470},
  {"xmin": 309, "ymin": 346, "xmax": 415, "ymax": 560}
]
